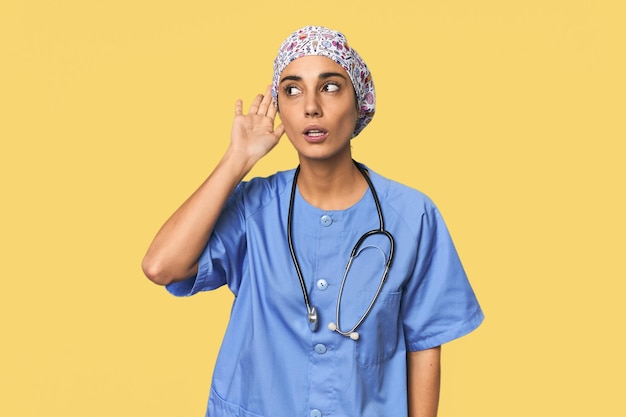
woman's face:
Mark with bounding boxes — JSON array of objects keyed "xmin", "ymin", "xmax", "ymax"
[{"xmin": 277, "ymin": 55, "xmax": 358, "ymax": 162}]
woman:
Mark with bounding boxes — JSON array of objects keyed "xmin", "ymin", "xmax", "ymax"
[{"xmin": 143, "ymin": 26, "xmax": 483, "ymax": 417}]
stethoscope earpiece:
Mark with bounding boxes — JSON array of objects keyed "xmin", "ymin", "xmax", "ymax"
[{"xmin": 328, "ymin": 322, "xmax": 361, "ymax": 340}]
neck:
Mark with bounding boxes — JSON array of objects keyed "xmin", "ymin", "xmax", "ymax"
[{"xmin": 296, "ymin": 158, "xmax": 368, "ymax": 210}]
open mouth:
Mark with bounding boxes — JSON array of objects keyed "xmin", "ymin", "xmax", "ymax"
[{"xmin": 303, "ymin": 127, "xmax": 328, "ymax": 141}]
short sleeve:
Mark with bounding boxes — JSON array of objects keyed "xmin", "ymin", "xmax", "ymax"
[
  {"xmin": 402, "ymin": 205, "xmax": 484, "ymax": 351},
  {"xmin": 165, "ymin": 184, "xmax": 248, "ymax": 297}
]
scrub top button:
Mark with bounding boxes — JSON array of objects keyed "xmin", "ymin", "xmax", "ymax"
[
  {"xmin": 310, "ymin": 409, "xmax": 322, "ymax": 417},
  {"xmin": 320, "ymin": 215, "xmax": 333, "ymax": 227},
  {"xmin": 316, "ymin": 279, "xmax": 328, "ymax": 291},
  {"xmin": 314, "ymin": 344, "xmax": 327, "ymax": 354}
]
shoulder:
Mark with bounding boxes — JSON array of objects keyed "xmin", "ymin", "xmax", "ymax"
[
  {"xmin": 366, "ymin": 167, "xmax": 437, "ymax": 214},
  {"xmin": 229, "ymin": 169, "xmax": 296, "ymax": 216},
  {"xmin": 364, "ymin": 166, "xmax": 442, "ymax": 235}
]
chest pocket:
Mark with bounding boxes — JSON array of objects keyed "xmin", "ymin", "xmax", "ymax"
[{"xmin": 353, "ymin": 290, "xmax": 402, "ymax": 366}]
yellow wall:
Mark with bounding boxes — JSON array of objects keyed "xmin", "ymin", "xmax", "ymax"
[{"xmin": 1, "ymin": 0, "xmax": 624, "ymax": 416}]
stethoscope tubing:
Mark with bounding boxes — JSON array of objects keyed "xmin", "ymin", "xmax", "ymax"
[
  {"xmin": 333, "ymin": 228, "xmax": 394, "ymax": 338},
  {"xmin": 286, "ymin": 165, "xmax": 318, "ymax": 330},
  {"xmin": 287, "ymin": 160, "xmax": 395, "ymax": 339}
]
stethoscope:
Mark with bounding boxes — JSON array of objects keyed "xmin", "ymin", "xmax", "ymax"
[{"xmin": 287, "ymin": 161, "xmax": 395, "ymax": 341}]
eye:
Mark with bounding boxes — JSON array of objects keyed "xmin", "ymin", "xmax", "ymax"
[
  {"xmin": 323, "ymin": 82, "xmax": 340, "ymax": 93},
  {"xmin": 284, "ymin": 85, "xmax": 302, "ymax": 96}
]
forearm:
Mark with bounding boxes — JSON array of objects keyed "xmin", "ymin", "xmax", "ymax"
[
  {"xmin": 142, "ymin": 148, "xmax": 253, "ymax": 285},
  {"xmin": 407, "ymin": 346, "xmax": 441, "ymax": 417}
]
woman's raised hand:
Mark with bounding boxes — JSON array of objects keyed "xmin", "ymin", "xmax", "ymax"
[{"xmin": 230, "ymin": 85, "xmax": 285, "ymax": 165}]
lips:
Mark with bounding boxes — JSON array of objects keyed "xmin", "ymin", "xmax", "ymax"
[{"xmin": 303, "ymin": 126, "xmax": 328, "ymax": 142}]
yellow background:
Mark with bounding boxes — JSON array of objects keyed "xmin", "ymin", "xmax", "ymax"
[{"xmin": 1, "ymin": 0, "xmax": 624, "ymax": 416}]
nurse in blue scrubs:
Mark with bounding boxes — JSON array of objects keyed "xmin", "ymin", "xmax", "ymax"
[{"xmin": 142, "ymin": 25, "xmax": 483, "ymax": 417}]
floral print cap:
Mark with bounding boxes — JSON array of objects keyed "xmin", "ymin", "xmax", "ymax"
[{"xmin": 272, "ymin": 26, "xmax": 375, "ymax": 138}]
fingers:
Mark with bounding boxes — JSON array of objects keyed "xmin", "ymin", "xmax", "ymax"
[
  {"xmin": 248, "ymin": 85, "xmax": 274, "ymax": 116},
  {"xmin": 247, "ymin": 93, "xmax": 263, "ymax": 115},
  {"xmin": 266, "ymin": 96, "xmax": 278, "ymax": 119},
  {"xmin": 273, "ymin": 123, "xmax": 285, "ymax": 139},
  {"xmin": 234, "ymin": 99, "xmax": 243, "ymax": 116},
  {"xmin": 256, "ymin": 85, "xmax": 274, "ymax": 115}
]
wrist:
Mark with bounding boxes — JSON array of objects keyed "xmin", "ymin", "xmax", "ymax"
[{"xmin": 221, "ymin": 146, "xmax": 258, "ymax": 180}]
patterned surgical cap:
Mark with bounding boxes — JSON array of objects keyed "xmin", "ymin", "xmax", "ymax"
[{"xmin": 271, "ymin": 26, "xmax": 375, "ymax": 138}]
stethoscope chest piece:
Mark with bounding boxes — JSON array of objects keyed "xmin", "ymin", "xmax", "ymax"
[{"xmin": 308, "ymin": 306, "xmax": 319, "ymax": 331}]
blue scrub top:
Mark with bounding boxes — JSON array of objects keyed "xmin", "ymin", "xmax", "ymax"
[{"xmin": 167, "ymin": 166, "xmax": 484, "ymax": 417}]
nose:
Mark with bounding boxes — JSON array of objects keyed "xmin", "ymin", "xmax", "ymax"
[{"xmin": 304, "ymin": 92, "xmax": 322, "ymax": 117}]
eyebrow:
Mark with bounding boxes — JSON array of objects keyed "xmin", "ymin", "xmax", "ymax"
[{"xmin": 279, "ymin": 72, "xmax": 348, "ymax": 85}]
